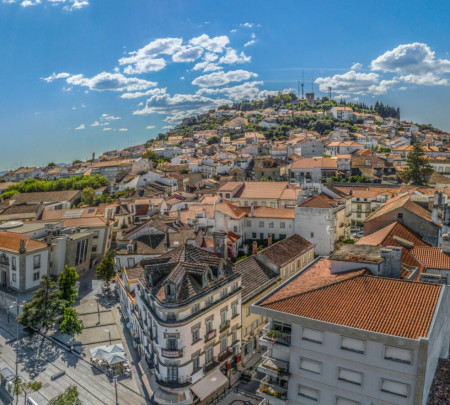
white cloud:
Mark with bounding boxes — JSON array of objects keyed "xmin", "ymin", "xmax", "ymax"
[
  {"xmin": 172, "ymin": 46, "xmax": 203, "ymax": 62},
  {"xmin": 118, "ymin": 128, "xmax": 128, "ymax": 132},
  {"xmin": 399, "ymin": 72, "xmax": 448, "ymax": 86},
  {"xmin": 90, "ymin": 121, "xmax": 100, "ymax": 127},
  {"xmin": 192, "ymin": 69, "xmax": 258, "ymax": 87},
  {"xmin": 244, "ymin": 40, "xmax": 256, "ymax": 47},
  {"xmin": 47, "ymin": 72, "xmax": 158, "ymax": 92},
  {"xmin": 133, "ymin": 92, "xmax": 230, "ymax": 123},
  {"xmin": 240, "ymin": 22, "xmax": 254, "ymax": 28},
  {"xmin": 180, "ymin": 76, "xmax": 185, "ymax": 80},
  {"xmin": 162, "ymin": 125, "xmax": 173, "ymax": 129},
  {"xmin": 398, "ymin": 86, "xmax": 408, "ymax": 91},
  {"xmin": 197, "ymin": 81, "xmax": 264, "ymax": 101},
  {"xmin": 315, "ymin": 70, "xmax": 396, "ymax": 96},
  {"xmin": 120, "ymin": 87, "xmax": 166, "ymax": 99},
  {"xmin": 75, "ymin": 124, "xmax": 85, "ymax": 130},
  {"xmin": 42, "ymin": 72, "xmax": 70, "ymax": 82},
  {"xmin": 189, "ymin": 34, "xmax": 230, "ymax": 53},
  {"xmin": 192, "ymin": 61, "xmax": 221, "ymax": 72},
  {"xmin": 351, "ymin": 62, "xmax": 363, "ymax": 70},
  {"xmin": 101, "ymin": 113, "xmax": 121, "ymax": 121},
  {"xmin": 8, "ymin": 0, "xmax": 89, "ymax": 9},
  {"xmin": 230, "ymin": 29, "xmax": 237, "ymax": 33},
  {"xmin": 119, "ymin": 38, "xmax": 183, "ymax": 73},
  {"xmin": 371, "ymin": 43, "xmax": 450, "ymax": 75},
  {"xmin": 218, "ymin": 48, "xmax": 251, "ymax": 64},
  {"xmin": 102, "ymin": 127, "xmax": 112, "ymax": 131},
  {"xmin": 146, "ymin": 125, "xmax": 156, "ymax": 129}
]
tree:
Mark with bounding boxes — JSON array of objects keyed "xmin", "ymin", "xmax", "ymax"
[
  {"xmin": 60, "ymin": 307, "xmax": 84, "ymax": 336},
  {"xmin": 207, "ymin": 136, "xmax": 220, "ymax": 145},
  {"xmin": 49, "ymin": 386, "xmax": 83, "ymax": 405},
  {"xmin": 58, "ymin": 266, "xmax": 79, "ymax": 306},
  {"xmin": 17, "ymin": 275, "xmax": 65, "ymax": 331},
  {"xmin": 13, "ymin": 378, "xmax": 42, "ymax": 404},
  {"xmin": 96, "ymin": 251, "xmax": 116, "ymax": 285},
  {"xmin": 48, "ymin": 162, "xmax": 56, "ymax": 167},
  {"xmin": 143, "ymin": 150, "xmax": 158, "ymax": 162},
  {"xmin": 403, "ymin": 142, "xmax": 433, "ymax": 185},
  {"xmin": 81, "ymin": 187, "xmax": 95, "ymax": 206}
]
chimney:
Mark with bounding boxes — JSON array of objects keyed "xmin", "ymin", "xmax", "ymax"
[
  {"xmin": 441, "ymin": 233, "xmax": 450, "ymax": 254},
  {"xmin": 213, "ymin": 231, "xmax": 228, "ymax": 260},
  {"xmin": 19, "ymin": 239, "xmax": 26, "ymax": 254},
  {"xmin": 252, "ymin": 240, "xmax": 258, "ymax": 255},
  {"xmin": 380, "ymin": 246, "xmax": 402, "ymax": 279},
  {"xmin": 268, "ymin": 233, "xmax": 273, "ymax": 246}
]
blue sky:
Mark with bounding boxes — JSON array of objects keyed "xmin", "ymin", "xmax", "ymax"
[{"xmin": 1, "ymin": 0, "xmax": 450, "ymax": 170}]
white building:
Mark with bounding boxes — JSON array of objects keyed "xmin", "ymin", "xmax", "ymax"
[
  {"xmin": 252, "ymin": 257, "xmax": 450, "ymax": 405},
  {"xmin": 330, "ymin": 106, "xmax": 354, "ymax": 121}
]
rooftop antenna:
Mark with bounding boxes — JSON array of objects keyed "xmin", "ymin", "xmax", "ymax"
[
  {"xmin": 301, "ymin": 71, "xmax": 304, "ymax": 98},
  {"xmin": 297, "ymin": 80, "xmax": 300, "ymax": 98}
]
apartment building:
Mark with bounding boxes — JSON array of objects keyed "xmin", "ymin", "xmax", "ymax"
[
  {"xmin": 235, "ymin": 234, "xmax": 315, "ymax": 364},
  {"xmin": 132, "ymin": 235, "xmax": 242, "ymax": 404},
  {"xmin": 252, "ymin": 257, "xmax": 450, "ymax": 405}
]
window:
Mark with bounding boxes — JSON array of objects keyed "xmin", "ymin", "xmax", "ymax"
[
  {"xmin": 231, "ymin": 327, "xmax": 238, "ymax": 344},
  {"xmin": 268, "ymin": 222, "xmax": 274, "ymax": 228},
  {"xmin": 259, "ymin": 221, "xmax": 264, "ymax": 228},
  {"xmin": 297, "ymin": 259, "xmax": 300, "ymax": 268},
  {"xmin": 380, "ymin": 379, "xmax": 409, "ymax": 398},
  {"xmin": 167, "ymin": 364, "xmax": 178, "ymax": 383},
  {"xmin": 282, "ymin": 267, "xmax": 286, "ymax": 277},
  {"xmin": 221, "ymin": 287, "xmax": 227, "ymax": 298},
  {"xmin": 384, "ymin": 346, "xmax": 412, "ymax": 364},
  {"xmin": 191, "ymin": 303, "xmax": 199, "ymax": 315},
  {"xmin": 244, "ymin": 201, "xmax": 249, "ymax": 206},
  {"xmin": 260, "ymin": 233, "xmax": 264, "ymax": 239},
  {"xmin": 12, "ymin": 256, "xmax": 16, "ymax": 270},
  {"xmin": 205, "ymin": 317, "xmax": 213, "ymax": 334},
  {"xmin": 280, "ymin": 222, "xmax": 285, "ymax": 228},
  {"xmin": 220, "ymin": 335, "xmax": 227, "ymax": 354},
  {"xmin": 338, "ymin": 368, "xmax": 363, "ymax": 385},
  {"xmin": 167, "ymin": 335, "xmax": 178, "ymax": 350},
  {"xmin": 33, "ymin": 255, "xmax": 41, "ymax": 269},
  {"xmin": 246, "ymin": 220, "xmax": 251, "ymax": 226},
  {"xmin": 205, "ymin": 345, "xmax": 214, "ymax": 365},
  {"xmin": 336, "ymin": 397, "xmax": 360, "ymax": 405},
  {"xmin": 252, "ymin": 233, "xmax": 256, "ymax": 239},
  {"xmin": 279, "ymin": 234, "xmax": 286, "ymax": 239},
  {"xmin": 220, "ymin": 308, "xmax": 228, "ymax": 326},
  {"xmin": 12, "ymin": 274, "xmax": 16, "ymax": 282},
  {"xmin": 192, "ymin": 353, "xmax": 200, "ymax": 372},
  {"xmin": 192, "ymin": 326, "xmax": 200, "ymax": 343},
  {"xmin": 232, "ymin": 301, "xmax": 238, "ymax": 317},
  {"xmin": 300, "ymin": 358, "xmax": 321, "ymax": 374},
  {"xmin": 206, "ymin": 296, "xmax": 212, "ymax": 307},
  {"xmin": 398, "ymin": 213, "xmax": 403, "ymax": 219},
  {"xmin": 127, "ymin": 258, "xmax": 135, "ymax": 268},
  {"xmin": 33, "ymin": 272, "xmax": 40, "ymax": 281},
  {"xmin": 166, "ymin": 312, "xmax": 176, "ymax": 321},
  {"xmin": 302, "ymin": 328, "xmax": 323, "ymax": 344},
  {"xmin": 298, "ymin": 385, "xmax": 319, "ymax": 401},
  {"xmin": 244, "ymin": 327, "xmax": 248, "ymax": 336},
  {"xmin": 232, "ymin": 281, "xmax": 238, "ymax": 291},
  {"xmin": 340, "ymin": 336, "xmax": 365, "ymax": 354}
]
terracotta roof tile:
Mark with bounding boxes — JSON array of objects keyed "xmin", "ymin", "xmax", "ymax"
[{"xmin": 259, "ymin": 259, "xmax": 442, "ymax": 339}]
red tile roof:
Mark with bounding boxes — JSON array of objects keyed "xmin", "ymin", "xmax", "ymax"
[
  {"xmin": 410, "ymin": 247, "xmax": 450, "ymax": 270},
  {"xmin": 258, "ymin": 258, "xmax": 442, "ymax": 339}
]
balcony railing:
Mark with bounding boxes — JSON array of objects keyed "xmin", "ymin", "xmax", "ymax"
[
  {"xmin": 156, "ymin": 377, "xmax": 191, "ymax": 389},
  {"xmin": 258, "ymin": 376, "xmax": 288, "ymax": 400},
  {"xmin": 261, "ymin": 325, "xmax": 291, "ymax": 346},
  {"xmin": 219, "ymin": 320, "xmax": 230, "ymax": 333},
  {"xmin": 204, "ymin": 329, "xmax": 216, "ymax": 342},
  {"xmin": 161, "ymin": 348, "xmax": 184, "ymax": 358},
  {"xmin": 259, "ymin": 350, "xmax": 290, "ymax": 376},
  {"xmin": 203, "ymin": 358, "xmax": 219, "ymax": 373},
  {"xmin": 218, "ymin": 347, "xmax": 234, "ymax": 363}
]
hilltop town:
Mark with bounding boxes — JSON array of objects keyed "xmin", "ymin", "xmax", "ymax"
[{"xmin": 0, "ymin": 93, "xmax": 449, "ymax": 405}]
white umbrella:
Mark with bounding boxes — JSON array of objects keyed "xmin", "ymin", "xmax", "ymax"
[
  {"xmin": 107, "ymin": 344, "xmax": 124, "ymax": 353},
  {"xmin": 90, "ymin": 346, "xmax": 110, "ymax": 359},
  {"xmin": 104, "ymin": 352, "xmax": 126, "ymax": 365}
]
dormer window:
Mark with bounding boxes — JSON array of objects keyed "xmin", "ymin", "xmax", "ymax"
[{"xmin": 165, "ymin": 283, "xmax": 176, "ymax": 300}]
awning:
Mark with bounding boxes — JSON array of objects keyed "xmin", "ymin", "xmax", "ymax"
[{"xmin": 190, "ymin": 368, "xmax": 228, "ymax": 401}]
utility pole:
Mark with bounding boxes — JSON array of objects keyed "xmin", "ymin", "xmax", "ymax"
[{"xmin": 113, "ymin": 376, "xmax": 119, "ymax": 405}]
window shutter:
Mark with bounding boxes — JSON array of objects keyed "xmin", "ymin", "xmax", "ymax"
[
  {"xmin": 341, "ymin": 336, "xmax": 365, "ymax": 353},
  {"xmin": 385, "ymin": 346, "xmax": 412, "ymax": 364},
  {"xmin": 302, "ymin": 328, "xmax": 323, "ymax": 343}
]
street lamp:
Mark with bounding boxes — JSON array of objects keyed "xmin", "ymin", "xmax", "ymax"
[
  {"xmin": 112, "ymin": 376, "xmax": 119, "ymax": 405},
  {"xmin": 10, "ymin": 300, "xmax": 23, "ymax": 405},
  {"xmin": 105, "ymin": 329, "xmax": 111, "ymax": 345}
]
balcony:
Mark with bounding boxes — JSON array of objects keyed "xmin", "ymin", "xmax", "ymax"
[
  {"xmin": 258, "ymin": 350, "xmax": 290, "ymax": 379},
  {"xmin": 204, "ymin": 329, "xmax": 216, "ymax": 343},
  {"xmin": 261, "ymin": 325, "xmax": 291, "ymax": 346},
  {"xmin": 219, "ymin": 320, "xmax": 230, "ymax": 333},
  {"xmin": 161, "ymin": 348, "xmax": 184, "ymax": 358},
  {"xmin": 258, "ymin": 376, "xmax": 288, "ymax": 404},
  {"xmin": 156, "ymin": 377, "xmax": 191, "ymax": 389},
  {"xmin": 203, "ymin": 357, "xmax": 219, "ymax": 373},
  {"xmin": 218, "ymin": 347, "xmax": 234, "ymax": 363}
]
